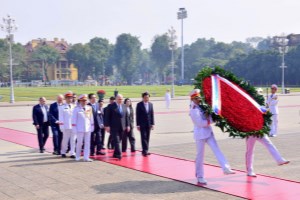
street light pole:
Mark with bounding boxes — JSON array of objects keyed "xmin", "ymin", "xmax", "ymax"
[
  {"xmin": 280, "ymin": 45, "xmax": 288, "ymax": 94},
  {"xmin": 177, "ymin": 8, "xmax": 187, "ymax": 83},
  {"xmin": 274, "ymin": 35, "xmax": 289, "ymax": 94},
  {"xmin": 1, "ymin": 15, "xmax": 18, "ymax": 103},
  {"xmin": 168, "ymin": 27, "xmax": 177, "ymax": 98}
]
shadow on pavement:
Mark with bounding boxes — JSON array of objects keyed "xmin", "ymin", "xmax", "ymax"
[{"xmin": 92, "ymin": 180, "xmax": 205, "ymax": 194}]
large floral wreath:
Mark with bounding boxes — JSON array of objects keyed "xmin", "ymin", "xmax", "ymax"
[{"xmin": 194, "ymin": 66, "xmax": 272, "ymax": 138}]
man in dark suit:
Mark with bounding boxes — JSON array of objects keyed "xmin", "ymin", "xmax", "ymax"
[
  {"xmin": 104, "ymin": 96, "xmax": 115, "ymax": 149},
  {"xmin": 32, "ymin": 97, "xmax": 50, "ymax": 153},
  {"xmin": 136, "ymin": 92, "xmax": 155, "ymax": 157},
  {"xmin": 105, "ymin": 94, "xmax": 128, "ymax": 160},
  {"xmin": 49, "ymin": 94, "xmax": 64, "ymax": 155},
  {"xmin": 88, "ymin": 93, "xmax": 105, "ymax": 156}
]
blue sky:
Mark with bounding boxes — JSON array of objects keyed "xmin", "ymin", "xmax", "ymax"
[{"xmin": 1, "ymin": 0, "xmax": 300, "ymax": 48}]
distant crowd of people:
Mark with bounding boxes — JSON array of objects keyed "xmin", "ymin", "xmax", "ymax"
[{"xmin": 32, "ymin": 91, "xmax": 154, "ymax": 161}]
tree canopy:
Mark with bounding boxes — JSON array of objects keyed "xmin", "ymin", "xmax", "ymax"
[
  {"xmin": 114, "ymin": 33, "xmax": 142, "ymax": 85},
  {"xmin": 1, "ymin": 34, "xmax": 300, "ymax": 86}
]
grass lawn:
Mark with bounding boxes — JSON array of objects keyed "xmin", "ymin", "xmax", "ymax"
[
  {"xmin": 0, "ymin": 85, "xmax": 194, "ymax": 102},
  {"xmin": 0, "ymin": 85, "xmax": 299, "ymax": 102}
]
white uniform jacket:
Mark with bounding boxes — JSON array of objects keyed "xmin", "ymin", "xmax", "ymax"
[
  {"xmin": 165, "ymin": 93, "xmax": 171, "ymax": 101},
  {"xmin": 189, "ymin": 104, "xmax": 213, "ymax": 140},
  {"xmin": 59, "ymin": 103, "xmax": 75, "ymax": 131},
  {"xmin": 267, "ymin": 94, "xmax": 279, "ymax": 114},
  {"xmin": 72, "ymin": 105, "xmax": 94, "ymax": 133}
]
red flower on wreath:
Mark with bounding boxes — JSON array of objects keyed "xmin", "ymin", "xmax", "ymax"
[
  {"xmin": 202, "ymin": 77, "xmax": 264, "ymax": 132},
  {"xmin": 97, "ymin": 90, "xmax": 106, "ymax": 95}
]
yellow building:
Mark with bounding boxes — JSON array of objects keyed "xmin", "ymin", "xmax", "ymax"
[{"xmin": 25, "ymin": 38, "xmax": 78, "ymax": 81}]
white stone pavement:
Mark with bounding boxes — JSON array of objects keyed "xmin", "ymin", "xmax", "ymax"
[{"xmin": 0, "ymin": 95, "xmax": 299, "ymax": 199}]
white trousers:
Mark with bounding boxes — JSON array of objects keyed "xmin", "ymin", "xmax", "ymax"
[
  {"xmin": 61, "ymin": 129, "xmax": 77, "ymax": 156},
  {"xmin": 76, "ymin": 132, "xmax": 91, "ymax": 160},
  {"xmin": 270, "ymin": 114, "xmax": 278, "ymax": 136},
  {"xmin": 195, "ymin": 135, "xmax": 230, "ymax": 178},
  {"xmin": 166, "ymin": 100, "xmax": 171, "ymax": 109},
  {"xmin": 246, "ymin": 135, "xmax": 286, "ymax": 173}
]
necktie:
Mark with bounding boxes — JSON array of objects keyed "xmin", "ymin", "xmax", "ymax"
[
  {"xmin": 83, "ymin": 107, "xmax": 86, "ymax": 111},
  {"xmin": 119, "ymin": 105, "xmax": 123, "ymax": 115},
  {"xmin": 69, "ymin": 104, "xmax": 71, "ymax": 109}
]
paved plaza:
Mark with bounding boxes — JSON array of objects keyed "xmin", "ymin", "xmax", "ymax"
[{"xmin": 0, "ymin": 94, "xmax": 299, "ymax": 200}]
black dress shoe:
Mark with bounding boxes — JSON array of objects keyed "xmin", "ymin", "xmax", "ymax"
[
  {"xmin": 90, "ymin": 153, "xmax": 95, "ymax": 156},
  {"xmin": 61, "ymin": 154, "xmax": 66, "ymax": 158},
  {"xmin": 40, "ymin": 150, "xmax": 44, "ymax": 153},
  {"xmin": 131, "ymin": 150, "xmax": 136, "ymax": 152},
  {"xmin": 96, "ymin": 151, "xmax": 106, "ymax": 155},
  {"xmin": 70, "ymin": 155, "xmax": 76, "ymax": 159},
  {"xmin": 146, "ymin": 152, "xmax": 151, "ymax": 155},
  {"xmin": 53, "ymin": 151, "xmax": 59, "ymax": 155},
  {"xmin": 101, "ymin": 147, "xmax": 106, "ymax": 150},
  {"xmin": 113, "ymin": 155, "xmax": 122, "ymax": 160},
  {"xmin": 142, "ymin": 153, "xmax": 147, "ymax": 157}
]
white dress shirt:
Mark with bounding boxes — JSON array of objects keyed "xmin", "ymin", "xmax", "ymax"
[
  {"xmin": 144, "ymin": 102, "xmax": 149, "ymax": 113},
  {"xmin": 127, "ymin": 107, "xmax": 131, "ymax": 115},
  {"xmin": 40, "ymin": 105, "xmax": 48, "ymax": 122}
]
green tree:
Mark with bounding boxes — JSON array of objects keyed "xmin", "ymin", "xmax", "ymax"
[
  {"xmin": 150, "ymin": 34, "xmax": 172, "ymax": 83},
  {"xmin": 31, "ymin": 45, "xmax": 60, "ymax": 82},
  {"xmin": 246, "ymin": 37, "xmax": 264, "ymax": 48},
  {"xmin": 225, "ymin": 50, "xmax": 281, "ymax": 85},
  {"xmin": 66, "ymin": 43, "xmax": 91, "ymax": 81},
  {"xmin": 0, "ymin": 39, "xmax": 26, "ymax": 82},
  {"xmin": 114, "ymin": 33, "xmax": 142, "ymax": 85},
  {"xmin": 257, "ymin": 37, "xmax": 273, "ymax": 51},
  {"xmin": 137, "ymin": 49, "xmax": 152, "ymax": 84},
  {"xmin": 88, "ymin": 37, "xmax": 113, "ymax": 81}
]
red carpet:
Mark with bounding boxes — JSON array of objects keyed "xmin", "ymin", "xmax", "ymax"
[
  {"xmin": 0, "ymin": 127, "xmax": 299, "ymax": 200},
  {"xmin": 0, "ymin": 119, "xmax": 32, "ymax": 123}
]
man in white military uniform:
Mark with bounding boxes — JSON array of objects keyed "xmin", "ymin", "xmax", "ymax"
[
  {"xmin": 266, "ymin": 84, "xmax": 279, "ymax": 137},
  {"xmin": 165, "ymin": 89, "xmax": 171, "ymax": 109},
  {"xmin": 189, "ymin": 89, "xmax": 235, "ymax": 184},
  {"xmin": 72, "ymin": 94, "xmax": 94, "ymax": 162},
  {"xmin": 59, "ymin": 91, "xmax": 76, "ymax": 158},
  {"xmin": 246, "ymin": 135, "xmax": 290, "ymax": 177}
]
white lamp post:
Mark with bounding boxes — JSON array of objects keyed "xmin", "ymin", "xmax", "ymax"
[
  {"xmin": 274, "ymin": 35, "xmax": 289, "ymax": 94},
  {"xmin": 1, "ymin": 15, "xmax": 18, "ymax": 103},
  {"xmin": 177, "ymin": 8, "xmax": 187, "ymax": 83},
  {"xmin": 279, "ymin": 43, "xmax": 288, "ymax": 94},
  {"xmin": 168, "ymin": 27, "xmax": 177, "ymax": 98}
]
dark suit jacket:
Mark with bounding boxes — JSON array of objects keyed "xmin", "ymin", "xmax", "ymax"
[
  {"xmin": 32, "ymin": 104, "xmax": 49, "ymax": 126},
  {"xmin": 49, "ymin": 102, "xmax": 60, "ymax": 127},
  {"xmin": 136, "ymin": 101, "xmax": 154, "ymax": 128},
  {"xmin": 126, "ymin": 106, "xmax": 134, "ymax": 128},
  {"xmin": 95, "ymin": 106, "xmax": 105, "ymax": 128},
  {"xmin": 104, "ymin": 102, "xmax": 128, "ymax": 131},
  {"xmin": 88, "ymin": 102, "xmax": 99, "ymax": 130}
]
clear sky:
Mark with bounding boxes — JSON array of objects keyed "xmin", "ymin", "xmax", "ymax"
[{"xmin": 1, "ymin": 0, "xmax": 300, "ymax": 48}]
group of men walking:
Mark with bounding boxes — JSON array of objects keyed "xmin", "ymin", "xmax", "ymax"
[
  {"xmin": 32, "ymin": 91, "xmax": 155, "ymax": 161},
  {"xmin": 32, "ymin": 84, "xmax": 289, "ymax": 184}
]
